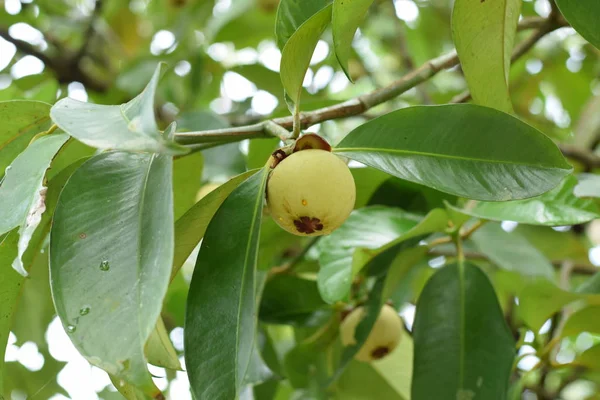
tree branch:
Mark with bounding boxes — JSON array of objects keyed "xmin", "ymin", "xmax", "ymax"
[
  {"xmin": 0, "ymin": 0, "xmax": 109, "ymax": 92},
  {"xmin": 174, "ymin": 16, "xmax": 565, "ymax": 145}
]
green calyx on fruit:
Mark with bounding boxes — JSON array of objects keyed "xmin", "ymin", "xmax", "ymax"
[
  {"xmin": 266, "ymin": 149, "xmax": 355, "ymax": 236},
  {"xmin": 340, "ymin": 304, "xmax": 404, "ymax": 362}
]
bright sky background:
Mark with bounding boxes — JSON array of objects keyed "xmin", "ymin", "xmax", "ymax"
[{"xmin": 1, "ymin": 0, "xmax": 597, "ymax": 399}]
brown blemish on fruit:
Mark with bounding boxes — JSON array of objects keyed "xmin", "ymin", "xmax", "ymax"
[
  {"xmin": 371, "ymin": 346, "xmax": 390, "ymax": 359},
  {"xmin": 293, "ymin": 216, "xmax": 324, "ymax": 234},
  {"xmin": 270, "ymin": 149, "xmax": 287, "ymax": 168}
]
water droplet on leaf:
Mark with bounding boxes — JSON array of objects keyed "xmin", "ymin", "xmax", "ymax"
[
  {"xmin": 66, "ymin": 325, "xmax": 76, "ymax": 333},
  {"xmin": 79, "ymin": 306, "xmax": 91, "ymax": 316},
  {"xmin": 99, "ymin": 260, "xmax": 110, "ymax": 271}
]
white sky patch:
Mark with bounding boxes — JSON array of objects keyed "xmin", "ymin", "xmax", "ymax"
[
  {"xmin": 210, "ymin": 97, "xmax": 232, "ymax": 114},
  {"xmin": 566, "ymin": 57, "xmax": 582, "ymax": 73},
  {"xmin": 517, "ymin": 354, "xmax": 540, "ymax": 371},
  {"xmin": 4, "ymin": 0, "xmax": 21, "ymax": 15},
  {"xmin": 525, "ymin": 59, "xmax": 543, "ymax": 75},
  {"xmin": 0, "ymin": 74, "xmax": 11, "ymax": 89},
  {"xmin": 329, "ymin": 71, "xmax": 350, "ymax": 94},
  {"xmin": 222, "ymin": 71, "xmax": 256, "ymax": 101},
  {"xmin": 524, "ymin": 331, "xmax": 535, "ymax": 343},
  {"xmin": 544, "ymin": 94, "xmax": 571, "ymax": 128},
  {"xmin": 399, "ymin": 304, "xmax": 416, "ymax": 331},
  {"xmin": 538, "ymin": 318, "xmax": 552, "ymax": 334},
  {"xmin": 213, "ymin": 0, "xmax": 232, "ymax": 15},
  {"xmin": 258, "ymin": 41, "xmax": 281, "ymax": 72},
  {"xmin": 302, "ymin": 68, "xmax": 314, "ymax": 88},
  {"xmin": 251, "ymin": 90, "xmax": 278, "ymax": 115},
  {"xmin": 150, "ymin": 30, "xmax": 176, "ymax": 55},
  {"xmin": 9, "ymin": 23, "xmax": 45, "ymax": 47},
  {"xmin": 348, "ymin": 160, "xmax": 367, "ymax": 168},
  {"xmin": 529, "ymin": 97, "xmax": 544, "ymax": 115},
  {"xmin": 428, "ymin": 255, "xmax": 446, "ymax": 269},
  {"xmin": 169, "ymin": 361, "xmax": 192, "ymax": 400},
  {"xmin": 313, "ymin": 66, "xmax": 334, "ymax": 92},
  {"xmin": 148, "ymin": 364, "xmax": 168, "ymax": 391},
  {"xmin": 207, "ymin": 42, "xmax": 232, "ymax": 63},
  {"xmin": 11, "ymin": 55, "xmax": 45, "ymax": 79},
  {"xmin": 68, "ymin": 82, "xmax": 88, "ymax": 102},
  {"xmin": 169, "ymin": 327, "xmax": 185, "ymax": 352},
  {"xmin": 174, "ymin": 60, "xmax": 192, "ymax": 77},
  {"xmin": 310, "ymin": 40, "xmax": 329, "ymax": 65},
  {"xmin": 575, "ymin": 332, "xmax": 594, "ymax": 353},
  {"xmin": 0, "ymin": 37, "xmax": 17, "ymax": 72},
  {"xmin": 589, "ymin": 245, "xmax": 600, "ymax": 266},
  {"xmin": 17, "ymin": 342, "xmax": 45, "ymax": 372},
  {"xmin": 394, "ymin": 0, "xmax": 419, "ymax": 24},
  {"xmin": 534, "ymin": 0, "xmax": 551, "ymax": 18},
  {"xmin": 236, "ymin": 48, "xmax": 259, "ymax": 64},
  {"xmin": 239, "ymin": 139, "xmax": 249, "ymax": 155}
]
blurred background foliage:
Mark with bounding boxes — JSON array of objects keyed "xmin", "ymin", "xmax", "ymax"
[{"xmin": 1, "ymin": 0, "xmax": 600, "ymax": 399}]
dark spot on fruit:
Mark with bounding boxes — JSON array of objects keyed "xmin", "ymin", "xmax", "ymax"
[
  {"xmin": 371, "ymin": 346, "xmax": 390, "ymax": 359},
  {"xmin": 294, "ymin": 216, "xmax": 324, "ymax": 234},
  {"xmin": 270, "ymin": 149, "xmax": 287, "ymax": 168}
]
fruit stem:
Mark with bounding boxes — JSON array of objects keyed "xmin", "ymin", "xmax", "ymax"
[{"xmin": 292, "ymin": 105, "xmax": 301, "ymax": 139}]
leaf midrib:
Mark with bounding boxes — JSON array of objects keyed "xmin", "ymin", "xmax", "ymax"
[
  {"xmin": 334, "ymin": 147, "xmax": 568, "ymax": 170},
  {"xmin": 234, "ymin": 167, "xmax": 268, "ymax": 393}
]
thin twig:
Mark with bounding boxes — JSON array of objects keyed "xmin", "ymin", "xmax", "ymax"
[
  {"xmin": 427, "ymin": 220, "xmax": 485, "ymax": 248},
  {"xmin": 268, "ymin": 237, "xmax": 321, "ymax": 278},
  {"xmin": 174, "ymin": 16, "xmax": 565, "ymax": 145}
]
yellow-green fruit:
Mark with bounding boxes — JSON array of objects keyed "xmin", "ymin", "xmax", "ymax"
[
  {"xmin": 340, "ymin": 304, "xmax": 403, "ymax": 362},
  {"xmin": 266, "ymin": 149, "xmax": 355, "ymax": 236}
]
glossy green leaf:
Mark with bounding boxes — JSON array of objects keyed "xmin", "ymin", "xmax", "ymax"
[
  {"xmin": 334, "ymin": 331, "xmax": 413, "ymax": 400},
  {"xmin": 260, "ymin": 275, "xmax": 327, "ymax": 324},
  {"xmin": 173, "ymin": 152, "xmax": 204, "ymax": 219},
  {"xmin": 412, "ymin": 263, "xmax": 515, "ymax": 400},
  {"xmin": 317, "ymin": 206, "xmax": 422, "ymax": 304},
  {"xmin": 51, "ymin": 64, "xmax": 187, "ymax": 155},
  {"xmin": 0, "ymin": 230, "xmax": 20, "ymax": 395},
  {"xmin": 172, "ymin": 169, "xmax": 258, "ymax": 279},
  {"xmin": 351, "ymin": 167, "xmax": 390, "ymax": 209},
  {"xmin": 335, "ymin": 105, "xmax": 571, "ymax": 201},
  {"xmin": 332, "ymin": 0, "xmax": 373, "ymax": 80},
  {"xmin": 51, "ymin": 151, "xmax": 174, "ymax": 395},
  {"xmin": 4, "ymin": 347, "xmax": 66, "ymax": 399},
  {"xmin": 561, "ymin": 306, "xmax": 600, "ymax": 338},
  {"xmin": 275, "ymin": 0, "xmax": 332, "ymax": 49},
  {"xmin": 576, "ymin": 344, "xmax": 600, "ymax": 369},
  {"xmin": 514, "ymin": 277, "xmax": 580, "ymax": 331},
  {"xmin": 574, "ymin": 173, "xmax": 600, "ymax": 198},
  {"xmin": 0, "ymin": 100, "xmax": 51, "ymax": 179},
  {"xmin": 555, "ymin": 0, "xmax": 600, "ymax": 50},
  {"xmin": 145, "ymin": 318, "xmax": 181, "ymax": 370},
  {"xmin": 471, "ymin": 223, "xmax": 554, "ymax": 279},
  {"xmin": 576, "ymin": 271, "xmax": 600, "ymax": 295},
  {"xmin": 353, "ymin": 208, "xmax": 448, "ymax": 276},
  {"xmin": 109, "ymin": 375, "xmax": 149, "ymax": 400},
  {"xmin": 185, "ymin": 168, "xmax": 269, "ymax": 400},
  {"xmin": 0, "ymin": 133, "xmax": 68, "ymax": 276},
  {"xmin": 450, "ymin": 176, "xmax": 600, "ymax": 226},
  {"xmin": 452, "ymin": 0, "xmax": 520, "ymax": 113},
  {"xmin": 280, "ymin": 5, "xmax": 332, "ymax": 106}
]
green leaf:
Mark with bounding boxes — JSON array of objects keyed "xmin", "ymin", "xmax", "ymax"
[
  {"xmin": 317, "ymin": 206, "xmax": 422, "ymax": 304},
  {"xmin": 452, "ymin": 0, "xmax": 520, "ymax": 113},
  {"xmin": 576, "ymin": 344, "xmax": 600, "ymax": 369},
  {"xmin": 173, "ymin": 152, "xmax": 204, "ymax": 219},
  {"xmin": 561, "ymin": 306, "xmax": 600, "ymax": 338},
  {"xmin": 412, "ymin": 263, "xmax": 515, "ymax": 400},
  {"xmin": 0, "ymin": 100, "xmax": 51, "ymax": 179},
  {"xmin": 574, "ymin": 173, "xmax": 600, "ymax": 198},
  {"xmin": 50, "ymin": 64, "xmax": 187, "ymax": 155},
  {"xmin": 275, "ymin": 0, "xmax": 332, "ymax": 50},
  {"xmin": 353, "ymin": 209, "xmax": 448, "ymax": 277},
  {"xmin": 260, "ymin": 275, "xmax": 327, "ymax": 324},
  {"xmin": 334, "ymin": 331, "xmax": 413, "ymax": 400},
  {"xmin": 0, "ymin": 133, "xmax": 69, "ymax": 275},
  {"xmin": 50, "ymin": 151, "xmax": 174, "ymax": 395},
  {"xmin": 109, "ymin": 375, "xmax": 150, "ymax": 400},
  {"xmin": 555, "ymin": 0, "xmax": 600, "ymax": 50},
  {"xmin": 471, "ymin": 223, "xmax": 555, "ymax": 279},
  {"xmin": 332, "ymin": 0, "xmax": 373, "ymax": 81},
  {"xmin": 172, "ymin": 169, "xmax": 258, "ymax": 279},
  {"xmin": 335, "ymin": 105, "xmax": 571, "ymax": 201},
  {"xmin": 280, "ymin": 4, "xmax": 332, "ymax": 106},
  {"xmin": 351, "ymin": 167, "xmax": 390, "ymax": 209},
  {"xmin": 0, "ymin": 230, "xmax": 20, "ymax": 395},
  {"xmin": 513, "ymin": 276, "xmax": 580, "ymax": 331},
  {"xmin": 449, "ymin": 176, "xmax": 600, "ymax": 226},
  {"xmin": 145, "ymin": 318, "xmax": 182, "ymax": 370},
  {"xmin": 185, "ymin": 168, "xmax": 269, "ymax": 400}
]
